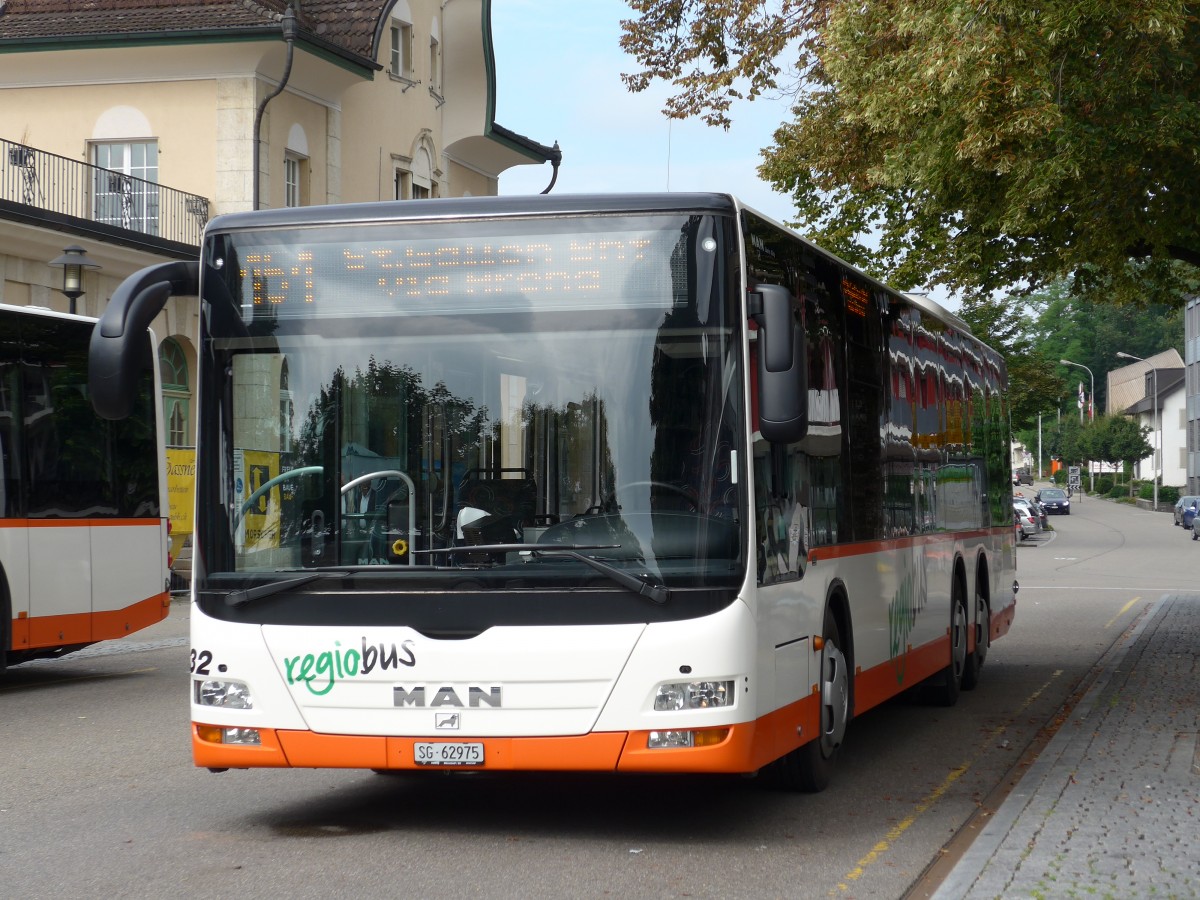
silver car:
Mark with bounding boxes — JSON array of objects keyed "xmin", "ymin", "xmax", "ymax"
[{"xmin": 1013, "ymin": 501, "xmax": 1038, "ymax": 539}]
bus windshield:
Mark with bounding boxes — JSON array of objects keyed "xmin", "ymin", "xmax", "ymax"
[{"xmin": 198, "ymin": 212, "xmax": 746, "ymax": 611}]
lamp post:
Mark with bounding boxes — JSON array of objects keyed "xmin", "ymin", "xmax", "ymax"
[
  {"xmin": 1060, "ymin": 358, "xmax": 1095, "ymax": 493},
  {"xmin": 1117, "ymin": 351, "xmax": 1159, "ymax": 512},
  {"xmin": 49, "ymin": 245, "xmax": 100, "ymax": 315}
]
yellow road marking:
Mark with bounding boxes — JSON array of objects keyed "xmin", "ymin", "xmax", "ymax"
[
  {"xmin": 834, "ymin": 669, "xmax": 1063, "ymax": 893},
  {"xmin": 1104, "ymin": 596, "xmax": 1140, "ymax": 630}
]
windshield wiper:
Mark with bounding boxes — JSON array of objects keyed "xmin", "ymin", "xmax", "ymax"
[
  {"xmin": 414, "ymin": 543, "xmax": 670, "ymax": 604},
  {"xmin": 224, "ymin": 571, "xmax": 348, "ymax": 607}
]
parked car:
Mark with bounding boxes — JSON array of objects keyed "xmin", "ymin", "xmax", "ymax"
[
  {"xmin": 1186, "ymin": 506, "xmax": 1200, "ymax": 532},
  {"xmin": 1174, "ymin": 496, "xmax": 1200, "ymax": 527},
  {"xmin": 1013, "ymin": 468, "xmax": 1034, "ymax": 486},
  {"xmin": 1013, "ymin": 503, "xmax": 1037, "ymax": 539},
  {"xmin": 1014, "ymin": 493, "xmax": 1046, "ymax": 529},
  {"xmin": 1035, "ymin": 487, "xmax": 1071, "ymax": 515},
  {"xmin": 1012, "ymin": 501, "xmax": 1041, "ymax": 535}
]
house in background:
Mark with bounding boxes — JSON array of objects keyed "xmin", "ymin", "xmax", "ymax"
[
  {"xmin": 1107, "ymin": 349, "xmax": 1186, "ymax": 489},
  {"xmin": 0, "ymin": 0, "xmax": 558, "ymax": 563}
]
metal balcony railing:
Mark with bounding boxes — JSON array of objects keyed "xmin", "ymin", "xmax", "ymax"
[{"xmin": 1, "ymin": 137, "xmax": 209, "ymax": 247}]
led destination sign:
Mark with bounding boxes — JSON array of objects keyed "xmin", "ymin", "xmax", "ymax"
[{"xmin": 226, "ymin": 221, "xmax": 693, "ymax": 319}]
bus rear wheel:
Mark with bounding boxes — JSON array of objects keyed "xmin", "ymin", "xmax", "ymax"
[
  {"xmin": 770, "ymin": 607, "xmax": 849, "ymax": 793},
  {"xmin": 961, "ymin": 587, "xmax": 989, "ymax": 691}
]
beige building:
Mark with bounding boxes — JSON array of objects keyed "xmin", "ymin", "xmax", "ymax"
[
  {"xmin": 1106, "ymin": 349, "xmax": 1186, "ymax": 489},
  {"xmin": 0, "ymin": 0, "xmax": 558, "ymax": 558}
]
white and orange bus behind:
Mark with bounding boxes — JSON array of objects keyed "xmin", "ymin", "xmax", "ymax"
[
  {"xmin": 89, "ymin": 194, "xmax": 1016, "ymax": 791},
  {"xmin": 1, "ymin": 303, "xmax": 169, "ymax": 670}
]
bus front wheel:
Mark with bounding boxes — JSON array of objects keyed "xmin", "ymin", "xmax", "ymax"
[{"xmin": 770, "ymin": 607, "xmax": 849, "ymax": 793}]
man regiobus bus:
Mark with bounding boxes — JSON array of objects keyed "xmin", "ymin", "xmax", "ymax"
[
  {"xmin": 1, "ymin": 304, "xmax": 169, "ymax": 670},
  {"xmin": 89, "ymin": 194, "xmax": 1016, "ymax": 791}
]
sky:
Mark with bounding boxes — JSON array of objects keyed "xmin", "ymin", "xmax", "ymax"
[{"xmin": 489, "ymin": 0, "xmax": 798, "ymax": 224}]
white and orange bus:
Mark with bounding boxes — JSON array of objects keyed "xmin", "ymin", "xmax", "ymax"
[
  {"xmin": 90, "ymin": 194, "xmax": 1016, "ymax": 790},
  {"xmin": 1, "ymin": 303, "xmax": 169, "ymax": 670}
]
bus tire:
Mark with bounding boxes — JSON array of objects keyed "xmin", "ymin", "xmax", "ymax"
[
  {"xmin": 770, "ymin": 606, "xmax": 849, "ymax": 793},
  {"xmin": 935, "ymin": 581, "xmax": 969, "ymax": 707},
  {"xmin": 961, "ymin": 584, "xmax": 989, "ymax": 691}
]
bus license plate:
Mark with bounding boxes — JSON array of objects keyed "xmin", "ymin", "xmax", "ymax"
[{"xmin": 414, "ymin": 742, "xmax": 484, "ymax": 766}]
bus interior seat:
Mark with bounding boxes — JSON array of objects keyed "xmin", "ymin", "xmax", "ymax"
[{"xmin": 455, "ymin": 469, "xmax": 538, "ymax": 553}]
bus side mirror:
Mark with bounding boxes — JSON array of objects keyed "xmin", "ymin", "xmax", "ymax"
[
  {"xmin": 750, "ymin": 284, "xmax": 807, "ymax": 444},
  {"xmin": 90, "ymin": 260, "xmax": 198, "ymax": 420}
]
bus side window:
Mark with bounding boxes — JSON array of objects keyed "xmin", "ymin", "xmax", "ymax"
[{"xmin": 753, "ymin": 441, "xmax": 809, "ymax": 585}]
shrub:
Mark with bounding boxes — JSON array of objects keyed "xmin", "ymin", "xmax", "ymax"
[
  {"xmin": 1138, "ymin": 482, "xmax": 1155, "ymax": 501},
  {"xmin": 1108, "ymin": 484, "xmax": 1128, "ymax": 499},
  {"xmin": 1161, "ymin": 486, "xmax": 1181, "ymax": 505},
  {"xmin": 1095, "ymin": 476, "xmax": 1114, "ymax": 496}
]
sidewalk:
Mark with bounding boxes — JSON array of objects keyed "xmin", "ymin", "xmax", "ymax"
[{"xmin": 933, "ymin": 593, "xmax": 1200, "ymax": 899}]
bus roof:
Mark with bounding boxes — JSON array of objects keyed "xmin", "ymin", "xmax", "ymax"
[{"xmin": 204, "ymin": 193, "xmax": 741, "ymax": 234}]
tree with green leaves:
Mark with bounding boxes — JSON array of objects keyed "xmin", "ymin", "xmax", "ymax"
[
  {"xmin": 620, "ymin": 1, "xmax": 1200, "ymax": 303},
  {"xmin": 1081, "ymin": 414, "xmax": 1153, "ymax": 481}
]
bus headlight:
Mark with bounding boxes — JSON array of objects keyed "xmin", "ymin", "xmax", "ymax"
[
  {"xmin": 654, "ymin": 680, "xmax": 734, "ymax": 711},
  {"xmin": 195, "ymin": 679, "xmax": 253, "ymax": 709}
]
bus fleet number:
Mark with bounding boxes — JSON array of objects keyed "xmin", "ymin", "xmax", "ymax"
[{"xmin": 190, "ymin": 649, "xmax": 213, "ymax": 675}]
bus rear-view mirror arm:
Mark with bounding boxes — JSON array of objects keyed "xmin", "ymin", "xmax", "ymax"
[
  {"xmin": 749, "ymin": 283, "xmax": 808, "ymax": 444},
  {"xmin": 90, "ymin": 260, "xmax": 199, "ymax": 420}
]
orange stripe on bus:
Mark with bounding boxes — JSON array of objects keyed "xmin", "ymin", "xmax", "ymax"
[
  {"xmin": 991, "ymin": 602, "xmax": 1016, "ymax": 642},
  {"xmin": 854, "ymin": 636, "xmax": 949, "ymax": 714},
  {"xmin": 808, "ymin": 527, "xmax": 1010, "ymax": 563},
  {"xmin": 193, "ymin": 697, "xmax": 823, "ymax": 776},
  {"xmin": 16, "ymin": 591, "xmax": 169, "ymax": 651}
]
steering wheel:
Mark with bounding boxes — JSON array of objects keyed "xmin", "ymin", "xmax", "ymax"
[{"xmin": 610, "ymin": 481, "xmax": 697, "ymax": 512}]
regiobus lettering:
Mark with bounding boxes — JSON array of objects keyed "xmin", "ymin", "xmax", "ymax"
[
  {"xmin": 283, "ymin": 638, "xmax": 417, "ymax": 696},
  {"xmin": 89, "ymin": 193, "xmax": 1017, "ymax": 791}
]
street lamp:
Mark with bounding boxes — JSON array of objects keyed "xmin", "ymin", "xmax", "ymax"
[
  {"xmin": 1060, "ymin": 358, "xmax": 1095, "ymax": 493},
  {"xmin": 1116, "ymin": 351, "xmax": 1159, "ymax": 512},
  {"xmin": 49, "ymin": 245, "xmax": 100, "ymax": 315}
]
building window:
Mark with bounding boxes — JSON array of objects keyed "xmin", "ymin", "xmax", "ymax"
[
  {"xmin": 159, "ymin": 338, "xmax": 190, "ymax": 448},
  {"xmin": 284, "ymin": 153, "xmax": 307, "ymax": 208},
  {"xmin": 92, "ymin": 140, "xmax": 159, "ymax": 235},
  {"xmin": 390, "ymin": 22, "xmax": 414, "ymax": 80},
  {"xmin": 393, "ymin": 167, "xmax": 435, "ymax": 200}
]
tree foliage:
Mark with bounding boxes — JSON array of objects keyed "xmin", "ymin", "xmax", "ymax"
[
  {"xmin": 958, "ymin": 276, "xmax": 1183, "ymax": 439},
  {"xmin": 620, "ymin": 1, "xmax": 1200, "ymax": 302},
  {"xmin": 1081, "ymin": 414, "xmax": 1153, "ymax": 474}
]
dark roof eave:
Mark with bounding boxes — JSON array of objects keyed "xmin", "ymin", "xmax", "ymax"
[
  {"xmin": 488, "ymin": 122, "xmax": 560, "ymax": 165},
  {"xmin": 0, "ymin": 28, "xmax": 380, "ymax": 76}
]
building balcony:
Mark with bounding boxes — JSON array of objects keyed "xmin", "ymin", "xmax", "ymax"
[{"xmin": 1, "ymin": 137, "xmax": 209, "ymax": 253}]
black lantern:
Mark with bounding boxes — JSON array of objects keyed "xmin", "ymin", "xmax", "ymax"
[{"xmin": 49, "ymin": 245, "xmax": 100, "ymax": 314}]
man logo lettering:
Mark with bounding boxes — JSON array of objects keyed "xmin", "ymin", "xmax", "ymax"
[{"xmin": 393, "ymin": 685, "xmax": 502, "ymax": 708}]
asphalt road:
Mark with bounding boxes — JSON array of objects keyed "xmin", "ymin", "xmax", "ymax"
[{"xmin": 1, "ymin": 489, "xmax": 1189, "ymax": 899}]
